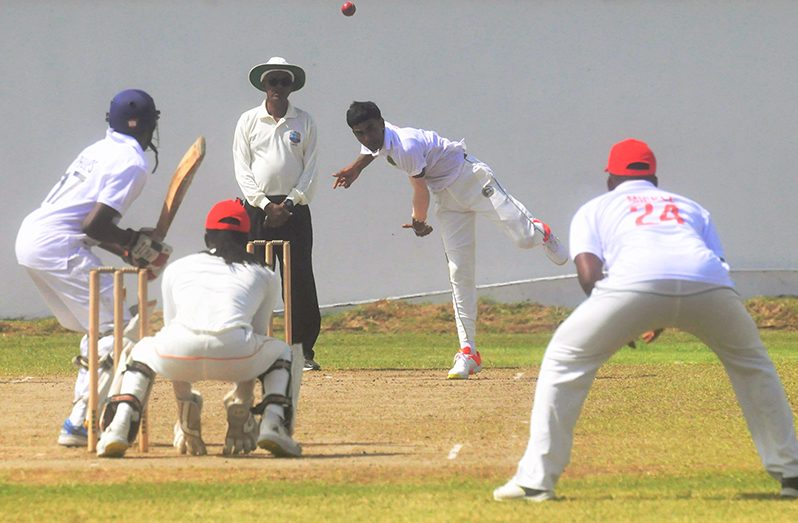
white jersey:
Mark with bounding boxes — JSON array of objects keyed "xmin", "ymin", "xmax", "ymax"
[
  {"xmin": 233, "ymin": 101, "xmax": 318, "ymax": 209},
  {"xmin": 161, "ymin": 252, "xmax": 279, "ymax": 335},
  {"xmin": 15, "ymin": 130, "xmax": 148, "ymax": 270},
  {"xmin": 569, "ymin": 180, "xmax": 733, "ymax": 287},
  {"xmin": 361, "ymin": 122, "xmax": 466, "ymax": 192}
]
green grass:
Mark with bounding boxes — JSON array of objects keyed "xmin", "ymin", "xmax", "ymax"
[
  {"xmin": 1, "ymin": 474, "xmax": 796, "ymax": 522},
  {"xmin": 2, "ymin": 312, "xmax": 798, "ymax": 522},
  {"xmin": 3, "ymin": 329, "xmax": 795, "ymax": 376}
]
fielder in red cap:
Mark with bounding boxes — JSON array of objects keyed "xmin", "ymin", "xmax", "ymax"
[
  {"xmin": 97, "ymin": 199, "xmax": 302, "ymax": 459},
  {"xmin": 495, "ymin": 139, "xmax": 798, "ymax": 501}
]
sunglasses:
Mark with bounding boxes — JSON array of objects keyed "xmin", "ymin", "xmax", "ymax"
[{"xmin": 266, "ymin": 77, "xmax": 293, "ymax": 87}]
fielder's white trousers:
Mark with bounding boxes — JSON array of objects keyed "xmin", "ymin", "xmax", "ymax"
[
  {"xmin": 23, "ymin": 248, "xmax": 129, "ymax": 415},
  {"xmin": 513, "ymin": 282, "xmax": 798, "ymax": 491},
  {"xmin": 433, "ymin": 156, "xmax": 544, "ymax": 350},
  {"xmin": 130, "ymin": 323, "xmax": 290, "ymax": 383}
]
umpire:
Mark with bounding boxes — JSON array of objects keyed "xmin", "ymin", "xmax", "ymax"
[{"xmin": 233, "ymin": 57, "xmax": 322, "ymax": 371}]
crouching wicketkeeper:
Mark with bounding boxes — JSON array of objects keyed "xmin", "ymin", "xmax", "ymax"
[{"xmin": 97, "ymin": 199, "xmax": 302, "ymax": 458}]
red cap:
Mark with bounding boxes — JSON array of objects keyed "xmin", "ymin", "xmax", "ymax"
[
  {"xmin": 205, "ymin": 199, "xmax": 250, "ymax": 232},
  {"xmin": 605, "ymin": 139, "xmax": 656, "ymax": 176}
]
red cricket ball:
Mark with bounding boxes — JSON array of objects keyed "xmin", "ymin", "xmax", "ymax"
[{"xmin": 341, "ymin": 1, "xmax": 356, "ymax": 16}]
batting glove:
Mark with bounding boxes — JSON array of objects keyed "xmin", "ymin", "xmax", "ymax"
[{"xmin": 123, "ymin": 229, "xmax": 173, "ymax": 270}]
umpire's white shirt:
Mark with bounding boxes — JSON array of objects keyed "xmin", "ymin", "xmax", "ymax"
[
  {"xmin": 16, "ymin": 130, "xmax": 148, "ymax": 270},
  {"xmin": 569, "ymin": 180, "xmax": 734, "ymax": 288},
  {"xmin": 361, "ymin": 122, "xmax": 466, "ymax": 192},
  {"xmin": 233, "ymin": 101, "xmax": 318, "ymax": 209}
]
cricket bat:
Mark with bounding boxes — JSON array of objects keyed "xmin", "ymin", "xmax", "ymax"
[{"xmin": 152, "ymin": 136, "xmax": 205, "ymax": 242}]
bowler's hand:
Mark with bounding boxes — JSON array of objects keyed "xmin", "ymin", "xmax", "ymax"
[
  {"xmin": 332, "ymin": 167, "xmax": 361, "ymax": 189},
  {"xmin": 402, "ymin": 218, "xmax": 433, "ymax": 237},
  {"xmin": 263, "ymin": 202, "xmax": 292, "ymax": 228}
]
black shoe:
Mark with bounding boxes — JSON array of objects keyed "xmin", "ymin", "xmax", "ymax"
[
  {"xmin": 303, "ymin": 359, "xmax": 321, "ymax": 372},
  {"xmin": 782, "ymin": 477, "xmax": 798, "ymax": 498}
]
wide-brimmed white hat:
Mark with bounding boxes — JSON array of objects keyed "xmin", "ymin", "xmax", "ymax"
[{"xmin": 248, "ymin": 57, "xmax": 306, "ymax": 92}]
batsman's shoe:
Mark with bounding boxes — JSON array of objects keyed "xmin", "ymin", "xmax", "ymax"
[
  {"xmin": 257, "ymin": 413, "xmax": 302, "ymax": 458},
  {"xmin": 493, "ymin": 480, "xmax": 555, "ymax": 502},
  {"xmin": 57, "ymin": 419, "xmax": 88, "ymax": 447},
  {"xmin": 96, "ymin": 431, "xmax": 130, "ymax": 458},
  {"xmin": 223, "ymin": 402, "xmax": 259, "ymax": 456},
  {"xmin": 447, "ymin": 346, "xmax": 482, "ymax": 380},
  {"xmin": 782, "ymin": 477, "xmax": 798, "ymax": 498},
  {"xmin": 532, "ymin": 219, "xmax": 569, "ymax": 266}
]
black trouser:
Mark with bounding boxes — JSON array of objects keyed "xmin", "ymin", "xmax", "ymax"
[{"xmin": 244, "ymin": 198, "xmax": 321, "ymax": 360}]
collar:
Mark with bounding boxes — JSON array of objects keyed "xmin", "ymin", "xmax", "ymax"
[
  {"xmin": 257, "ymin": 101, "xmax": 297, "ymax": 122},
  {"xmin": 106, "ymin": 129, "xmax": 144, "ymax": 154},
  {"xmin": 613, "ymin": 179, "xmax": 657, "ymax": 191},
  {"xmin": 369, "ymin": 121, "xmax": 397, "ymax": 156}
]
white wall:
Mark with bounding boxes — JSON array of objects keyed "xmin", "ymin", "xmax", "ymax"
[{"xmin": 2, "ymin": 1, "xmax": 797, "ymax": 318}]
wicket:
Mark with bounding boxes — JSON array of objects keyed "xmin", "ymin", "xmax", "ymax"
[
  {"xmin": 87, "ymin": 267, "xmax": 150, "ymax": 453},
  {"xmin": 246, "ymin": 240, "xmax": 292, "ymax": 342}
]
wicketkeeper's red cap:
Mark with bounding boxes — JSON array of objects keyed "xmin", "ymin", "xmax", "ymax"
[
  {"xmin": 205, "ymin": 199, "xmax": 250, "ymax": 233},
  {"xmin": 605, "ymin": 139, "xmax": 657, "ymax": 176}
]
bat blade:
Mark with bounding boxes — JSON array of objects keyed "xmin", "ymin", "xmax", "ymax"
[{"xmin": 152, "ymin": 136, "xmax": 205, "ymax": 242}]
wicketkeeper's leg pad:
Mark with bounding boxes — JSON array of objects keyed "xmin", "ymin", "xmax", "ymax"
[
  {"xmin": 253, "ymin": 356, "xmax": 294, "ymax": 431},
  {"xmin": 100, "ymin": 394, "xmax": 143, "ymax": 444},
  {"xmin": 99, "ymin": 360, "xmax": 155, "ymax": 444}
]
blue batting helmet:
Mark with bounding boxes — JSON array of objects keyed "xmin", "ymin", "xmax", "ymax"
[{"xmin": 107, "ymin": 89, "xmax": 159, "ymax": 137}]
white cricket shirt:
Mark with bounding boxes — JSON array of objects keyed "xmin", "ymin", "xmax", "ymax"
[
  {"xmin": 569, "ymin": 180, "xmax": 733, "ymax": 287},
  {"xmin": 233, "ymin": 101, "xmax": 318, "ymax": 209},
  {"xmin": 161, "ymin": 252, "xmax": 280, "ymax": 335},
  {"xmin": 361, "ymin": 122, "xmax": 466, "ymax": 192},
  {"xmin": 15, "ymin": 130, "xmax": 148, "ymax": 270}
]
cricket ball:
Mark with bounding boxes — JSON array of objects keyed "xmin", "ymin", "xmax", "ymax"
[{"xmin": 341, "ymin": 1, "xmax": 356, "ymax": 16}]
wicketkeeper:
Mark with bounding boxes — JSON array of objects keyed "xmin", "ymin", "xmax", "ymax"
[{"xmin": 97, "ymin": 199, "xmax": 302, "ymax": 458}]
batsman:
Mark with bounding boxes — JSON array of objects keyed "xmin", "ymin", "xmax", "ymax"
[
  {"xmin": 97, "ymin": 199, "xmax": 302, "ymax": 458},
  {"xmin": 15, "ymin": 89, "xmax": 171, "ymax": 447}
]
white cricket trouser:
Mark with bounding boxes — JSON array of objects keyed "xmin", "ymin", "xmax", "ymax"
[
  {"xmin": 432, "ymin": 156, "xmax": 544, "ymax": 349},
  {"xmin": 130, "ymin": 323, "xmax": 290, "ymax": 383},
  {"xmin": 23, "ymin": 248, "xmax": 127, "ymax": 333},
  {"xmin": 24, "ymin": 249, "xmax": 129, "ymax": 416},
  {"xmin": 513, "ymin": 282, "xmax": 798, "ymax": 491}
]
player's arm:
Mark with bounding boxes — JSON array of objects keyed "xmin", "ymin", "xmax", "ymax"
[
  {"xmin": 83, "ymin": 202, "xmax": 135, "ymax": 250},
  {"xmin": 576, "ymin": 251, "xmax": 663, "ymax": 346},
  {"xmin": 232, "ymin": 114, "xmax": 268, "ymax": 210},
  {"xmin": 83, "ymin": 202, "xmax": 171, "ymax": 276},
  {"xmin": 285, "ymin": 116, "xmax": 318, "ymax": 207},
  {"xmin": 401, "ymin": 174, "xmax": 433, "ymax": 237},
  {"xmin": 574, "ymin": 252, "xmax": 604, "ymax": 295},
  {"xmin": 332, "ymin": 154, "xmax": 375, "ymax": 189}
]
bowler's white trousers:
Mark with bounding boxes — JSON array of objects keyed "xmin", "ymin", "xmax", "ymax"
[
  {"xmin": 432, "ymin": 156, "xmax": 544, "ymax": 350},
  {"xmin": 513, "ymin": 281, "xmax": 798, "ymax": 491}
]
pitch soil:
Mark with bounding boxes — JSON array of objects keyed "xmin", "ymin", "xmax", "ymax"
[
  {"xmin": 2, "ymin": 297, "xmax": 796, "ymax": 485},
  {"xmin": 0, "ymin": 369, "xmax": 535, "ymax": 485}
]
